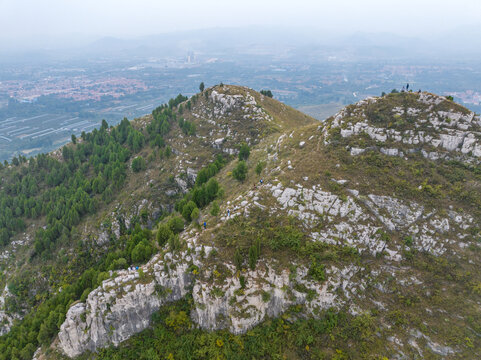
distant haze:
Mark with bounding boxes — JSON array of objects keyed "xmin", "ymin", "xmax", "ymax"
[{"xmin": 2, "ymin": 0, "xmax": 481, "ymax": 51}]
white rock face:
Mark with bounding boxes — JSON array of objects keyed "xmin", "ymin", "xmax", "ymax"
[
  {"xmin": 207, "ymin": 89, "xmax": 272, "ymax": 122},
  {"xmin": 258, "ymin": 180, "xmax": 474, "ymax": 259},
  {"xmin": 175, "ymin": 176, "xmax": 188, "ymax": 193},
  {"xmin": 191, "ymin": 264, "xmax": 361, "ymax": 334},
  {"xmin": 380, "ymin": 148, "xmax": 402, "ymax": 157},
  {"xmin": 58, "ymin": 251, "xmax": 196, "ymax": 358},
  {"xmin": 192, "ymin": 87, "xmax": 274, "ymax": 154},
  {"xmin": 350, "ymin": 147, "xmax": 366, "ymax": 156},
  {"xmin": 265, "ymin": 181, "xmax": 401, "ymax": 258},
  {"xmin": 56, "ymin": 183, "xmax": 477, "ymax": 358},
  {"xmin": 55, "ymin": 91, "xmax": 480, "ymax": 357},
  {"xmin": 58, "ymin": 232, "xmax": 364, "ymax": 358},
  {"xmin": 364, "ymin": 194, "xmax": 423, "ymax": 231},
  {"xmin": 186, "ymin": 167, "xmax": 198, "ymax": 184},
  {"xmin": 0, "ymin": 285, "xmax": 16, "ymax": 336}
]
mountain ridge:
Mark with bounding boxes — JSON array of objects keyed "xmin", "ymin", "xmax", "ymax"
[{"xmin": 0, "ymin": 85, "xmax": 480, "ymax": 359}]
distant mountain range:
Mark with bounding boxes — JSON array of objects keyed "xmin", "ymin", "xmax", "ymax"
[{"xmin": 3, "ymin": 25, "xmax": 481, "ymax": 62}]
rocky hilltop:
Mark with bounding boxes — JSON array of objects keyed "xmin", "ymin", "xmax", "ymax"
[
  {"xmin": 325, "ymin": 92, "xmax": 481, "ymax": 161},
  {"xmin": 0, "ymin": 87, "xmax": 480, "ymax": 359}
]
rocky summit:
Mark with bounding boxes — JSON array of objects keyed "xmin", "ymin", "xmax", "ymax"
[{"xmin": 0, "ymin": 86, "xmax": 480, "ymax": 359}]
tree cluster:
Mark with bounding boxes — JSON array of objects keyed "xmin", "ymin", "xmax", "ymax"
[
  {"xmin": 260, "ymin": 90, "xmax": 273, "ymax": 98},
  {"xmin": 175, "ymin": 155, "xmax": 226, "ymax": 223},
  {"xmin": 178, "ymin": 118, "xmax": 196, "ymax": 136},
  {"xmin": 0, "ymin": 93, "xmax": 198, "ymax": 358}
]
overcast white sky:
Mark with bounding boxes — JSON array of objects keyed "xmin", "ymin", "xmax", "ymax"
[{"xmin": 1, "ymin": 0, "xmax": 481, "ymax": 45}]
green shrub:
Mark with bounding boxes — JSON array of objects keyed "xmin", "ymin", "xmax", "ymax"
[
  {"xmin": 131, "ymin": 240, "xmax": 154, "ymax": 263},
  {"xmin": 255, "ymin": 238, "xmax": 261, "ymax": 257},
  {"xmin": 205, "ymin": 178, "xmax": 220, "ymax": 200},
  {"xmin": 181, "ymin": 201, "xmax": 198, "ymax": 222},
  {"xmin": 168, "ymin": 217, "xmax": 184, "ymax": 234},
  {"xmin": 404, "ymin": 236, "xmax": 413, "ymax": 247},
  {"xmin": 255, "ymin": 161, "xmax": 264, "ymax": 176},
  {"xmin": 157, "ymin": 224, "xmax": 173, "ymax": 246},
  {"xmin": 168, "ymin": 234, "xmax": 181, "ymax": 252},
  {"xmin": 376, "ymin": 229, "xmax": 391, "ymax": 243},
  {"xmin": 232, "ymin": 160, "xmax": 248, "ymax": 181},
  {"xmin": 238, "ymin": 143, "xmax": 250, "ymax": 160},
  {"xmin": 210, "ymin": 201, "xmax": 220, "ymax": 216},
  {"xmin": 248, "ymin": 245, "xmax": 258, "ymax": 270},
  {"xmin": 347, "ymin": 312, "xmax": 375, "ymax": 341},
  {"xmin": 131, "ymin": 156, "xmax": 146, "ymax": 172},
  {"xmin": 178, "ymin": 118, "xmax": 196, "ymax": 135},
  {"xmin": 165, "ymin": 310, "xmax": 190, "ymax": 331},
  {"xmin": 234, "ymin": 249, "xmax": 243, "ymax": 270},
  {"xmin": 211, "ymin": 287, "xmax": 225, "ymax": 298},
  {"xmin": 239, "ymin": 275, "xmax": 246, "ymax": 289},
  {"xmin": 80, "ymin": 287, "xmax": 91, "ymax": 302},
  {"xmin": 191, "ymin": 207, "xmax": 200, "ymax": 222},
  {"xmin": 269, "ymin": 226, "xmax": 303, "ymax": 251},
  {"xmin": 308, "ymin": 260, "xmax": 326, "ymax": 282},
  {"xmin": 109, "ymin": 257, "xmax": 128, "ymax": 270}
]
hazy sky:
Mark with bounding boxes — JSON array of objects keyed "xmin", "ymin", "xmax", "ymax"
[{"xmin": 1, "ymin": 0, "xmax": 481, "ymax": 46}]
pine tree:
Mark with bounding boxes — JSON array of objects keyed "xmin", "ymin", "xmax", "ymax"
[
  {"xmin": 232, "ymin": 161, "xmax": 248, "ymax": 182},
  {"xmin": 256, "ymin": 238, "xmax": 261, "ymax": 256},
  {"xmin": 157, "ymin": 224, "xmax": 173, "ymax": 246},
  {"xmin": 255, "ymin": 161, "xmax": 263, "ymax": 176},
  {"xmin": 210, "ymin": 201, "xmax": 220, "ymax": 216},
  {"xmin": 238, "ymin": 143, "xmax": 250, "ymax": 160},
  {"xmin": 234, "ymin": 249, "xmax": 243, "ymax": 270},
  {"xmin": 248, "ymin": 245, "xmax": 258, "ymax": 270}
]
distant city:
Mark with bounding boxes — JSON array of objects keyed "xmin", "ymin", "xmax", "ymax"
[{"xmin": 1, "ymin": 31, "xmax": 481, "ymax": 161}]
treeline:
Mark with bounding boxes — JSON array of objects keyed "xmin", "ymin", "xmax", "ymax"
[
  {"xmin": 0, "ymin": 93, "xmax": 192, "ymax": 253},
  {"xmin": 260, "ymin": 89, "xmax": 273, "ymax": 98},
  {"xmin": 148, "ymin": 94, "xmax": 190, "ymax": 146},
  {"xmin": 0, "ymin": 91, "xmax": 212, "ymax": 359},
  {"xmin": 28, "ymin": 119, "xmax": 139, "ymax": 257}
]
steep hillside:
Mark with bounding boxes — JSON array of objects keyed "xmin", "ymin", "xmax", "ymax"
[
  {"xmin": 1, "ymin": 88, "xmax": 481, "ymax": 360},
  {"xmin": 0, "ymin": 85, "xmax": 314, "ymax": 359}
]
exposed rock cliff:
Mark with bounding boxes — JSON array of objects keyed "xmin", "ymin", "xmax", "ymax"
[{"xmin": 59, "ymin": 232, "xmax": 364, "ymax": 357}]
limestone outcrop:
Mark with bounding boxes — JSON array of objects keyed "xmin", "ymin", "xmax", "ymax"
[
  {"xmin": 58, "ymin": 250, "xmax": 197, "ymax": 358},
  {"xmin": 323, "ymin": 92, "xmax": 481, "ymax": 163}
]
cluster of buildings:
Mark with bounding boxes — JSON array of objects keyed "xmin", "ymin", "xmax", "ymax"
[{"xmin": 0, "ymin": 76, "xmax": 149, "ymax": 102}]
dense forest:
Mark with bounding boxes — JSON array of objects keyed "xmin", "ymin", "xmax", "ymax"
[{"xmin": 0, "ymin": 93, "xmax": 205, "ymax": 360}]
